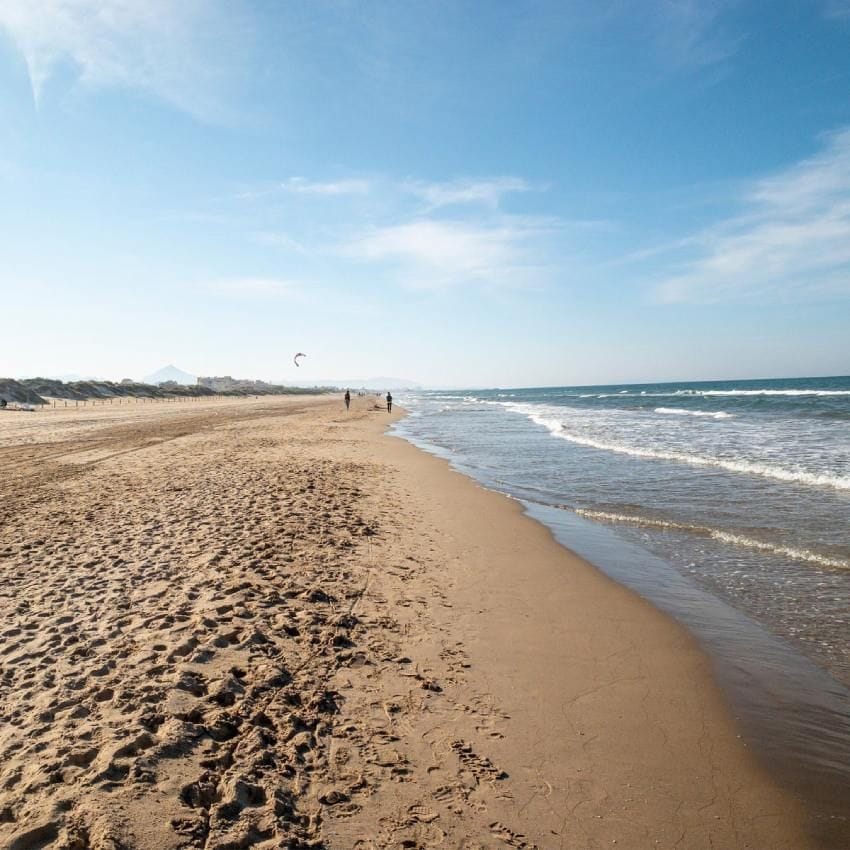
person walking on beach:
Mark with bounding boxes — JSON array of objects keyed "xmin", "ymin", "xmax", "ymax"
[
  {"xmin": 386, "ymin": 392, "xmax": 393, "ymax": 413},
  {"xmin": 344, "ymin": 389, "xmax": 351, "ymax": 410}
]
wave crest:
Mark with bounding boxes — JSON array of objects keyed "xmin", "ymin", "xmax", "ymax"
[
  {"xmin": 654, "ymin": 407, "xmax": 733, "ymax": 419},
  {"xmin": 675, "ymin": 389, "xmax": 850, "ymax": 397},
  {"xmin": 499, "ymin": 402, "xmax": 850, "ymax": 491},
  {"xmin": 574, "ymin": 509, "xmax": 850, "ymax": 570}
]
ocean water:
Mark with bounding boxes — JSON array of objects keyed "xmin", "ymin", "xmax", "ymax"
[
  {"xmin": 394, "ymin": 376, "xmax": 850, "ymax": 684},
  {"xmin": 392, "ymin": 375, "xmax": 850, "ymax": 843}
]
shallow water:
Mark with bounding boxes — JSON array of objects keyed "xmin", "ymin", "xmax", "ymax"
[
  {"xmin": 392, "ymin": 376, "xmax": 850, "ymax": 847},
  {"xmin": 395, "ymin": 377, "xmax": 850, "ymax": 686}
]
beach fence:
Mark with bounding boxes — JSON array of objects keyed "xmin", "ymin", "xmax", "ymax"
[{"xmin": 26, "ymin": 394, "xmax": 256, "ymax": 411}]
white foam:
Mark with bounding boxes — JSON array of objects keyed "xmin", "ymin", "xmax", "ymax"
[
  {"xmin": 571, "ymin": 388, "xmax": 850, "ymax": 399},
  {"xmin": 554, "ymin": 430, "xmax": 850, "ymax": 490},
  {"xmin": 497, "ymin": 402, "xmax": 850, "ymax": 491},
  {"xmin": 575, "ymin": 509, "xmax": 850, "ymax": 570},
  {"xmin": 675, "ymin": 389, "xmax": 850, "ymax": 397},
  {"xmin": 710, "ymin": 531, "xmax": 850, "ymax": 570},
  {"xmin": 654, "ymin": 407, "xmax": 734, "ymax": 419},
  {"xmin": 575, "ymin": 508, "xmax": 690, "ymax": 531}
]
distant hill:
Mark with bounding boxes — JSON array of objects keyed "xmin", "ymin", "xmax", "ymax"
[
  {"xmin": 0, "ymin": 379, "xmax": 47, "ymax": 405},
  {"xmin": 143, "ymin": 364, "xmax": 197, "ymax": 386},
  {"xmin": 0, "ymin": 378, "xmax": 213, "ymax": 405},
  {"xmin": 0, "ymin": 377, "xmax": 330, "ymax": 405}
]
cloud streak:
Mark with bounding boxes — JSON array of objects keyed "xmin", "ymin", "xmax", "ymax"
[
  {"xmin": 283, "ymin": 177, "xmax": 371, "ymax": 196},
  {"xmin": 238, "ymin": 175, "xmax": 531, "ymax": 208},
  {"xmin": 209, "ymin": 278, "xmax": 303, "ymax": 300},
  {"xmin": 654, "ymin": 128, "xmax": 850, "ymax": 303},
  {"xmin": 343, "ymin": 217, "xmax": 558, "ymax": 290},
  {"xmin": 232, "ymin": 172, "xmax": 555, "ymax": 289},
  {"xmin": 647, "ymin": 0, "xmax": 741, "ymax": 72},
  {"xmin": 0, "ymin": 0, "xmax": 243, "ymax": 120},
  {"xmin": 403, "ymin": 177, "xmax": 532, "ymax": 209}
]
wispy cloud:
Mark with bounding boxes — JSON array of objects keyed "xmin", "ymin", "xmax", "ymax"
[
  {"xmin": 403, "ymin": 177, "xmax": 532, "ymax": 209},
  {"xmin": 283, "ymin": 177, "xmax": 371, "ymax": 196},
  {"xmin": 209, "ymin": 278, "xmax": 303, "ymax": 300},
  {"xmin": 237, "ymin": 177, "xmax": 372, "ymax": 201},
  {"xmin": 251, "ymin": 231, "xmax": 309, "ymax": 253},
  {"xmin": 230, "ymin": 171, "xmax": 585, "ymax": 291},
  {"xmin": 238, "ymin": 175, "xmax": 531, "ymax": 207},
  {"xmin": 0, "ymin": 0, "xmax": 243, "ymax": 120},
  {"xmin": 343, "ymin": 217, "xmax": 558, "ymax": 290},
  {"xmin": 647, "ymin": 0, "xmax": 741, "ymax": 72},
  {"xmin": 654, "ymin": 128, "xmax": 850, "ymax": 303}
]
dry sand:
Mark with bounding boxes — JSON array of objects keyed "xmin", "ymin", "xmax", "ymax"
[{"xmin": 0, "ymin": 395, "xmax": 813, "ymax": 849}]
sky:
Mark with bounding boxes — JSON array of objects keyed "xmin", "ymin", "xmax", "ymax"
[{"xmin": 1, "ymin": 0, "xmax": 849, "ymax": 388}]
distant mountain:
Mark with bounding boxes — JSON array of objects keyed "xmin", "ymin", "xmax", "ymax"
[
  {"xmin": 143, "ymin": 365, "xmax": 197, "ymax": 386},
  {"xmin": 273, "ymin": 376, "xmax": 421, "ymax": 390}
]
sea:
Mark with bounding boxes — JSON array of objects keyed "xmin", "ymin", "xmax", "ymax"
[{"xmin": 391, "ymin": 375, "xmax": 850, "ymax": 846}]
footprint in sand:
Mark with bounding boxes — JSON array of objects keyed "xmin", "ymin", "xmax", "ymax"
[
  {"xmin": 489, "ymin": 821, "xmax": 539, "ymax": 850},
  {"xmin": 451, "ymin": 741, "xmax": 508, "ymax": 783}
]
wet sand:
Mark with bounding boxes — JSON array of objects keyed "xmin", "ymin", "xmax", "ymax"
[{"xmin": 0, "ymin": 395, "xmax": 814, "ymax": 849}]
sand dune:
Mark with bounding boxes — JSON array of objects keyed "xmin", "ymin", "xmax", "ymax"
[{"xmin": 0, "ymin": 396, "xmax": 813, "ymax": 849}]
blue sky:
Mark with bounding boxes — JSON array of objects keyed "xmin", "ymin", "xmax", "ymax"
[{"xmin": 1, "ymin": 1, "xmax": 849, "ymax": 387}]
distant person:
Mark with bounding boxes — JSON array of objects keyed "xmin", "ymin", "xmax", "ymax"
[
  {"xmin": 344, "ymin": 389, "xmax": 351, "ymax": 410},
  {"xmin": 386, "ymin": 391, "xmax": 393, "ymax": 413}
]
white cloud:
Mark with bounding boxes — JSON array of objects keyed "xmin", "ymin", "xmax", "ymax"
[
  {"xmin": 251, "ymin": 231, "xmax": 308, "ymax": 253},
  {"xmin": 284, "ymin": 177, "xmax": 371, "ymax": 196},
  {"xmin": 236, "ymin": 177, "xmax": 371, "ymax": 201},
  {"xmin": 209, "ymin": 278, "xmax": 302, "ymax": 300},
  {"xmin": 648, "ymin": 0, "xmax": 740, "ymax": 72},
  {"xmin": 229, "ymin": 171, "xmax": 576, "ymax": 292},
  {"xmin": 654, "ymin": 128, "xmax": 850, "ymax": 303},
  {"xmin": 344, "ymin": 217, "xmax": 555, "ymax": 289},
  {"xmin": 403, "ymin": 177, "xmax": 532, "ymax": 209},
  {"xmin": 239, "ymin": 175, "xmax": 531, "ymax": 206},
  {"xmin": 0, "ymin": 0, "xmax": 241, "ymax": 120}
]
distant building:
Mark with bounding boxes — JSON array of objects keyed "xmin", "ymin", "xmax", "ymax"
[
  {"xmin": 197, "ymin": 376, "xmax": 272, "ymax": 392},
  {"xmin": 198, "ymin": 376, "xmax": 236, "ymax": 391},
  {"xmin": 120, "ymin": 378, "xmax": 135, "ymax": 385}
]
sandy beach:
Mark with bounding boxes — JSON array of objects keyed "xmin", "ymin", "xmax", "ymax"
[{"xmin": 0, "ymin": 395, "xmax": 814, "ymax": 849}]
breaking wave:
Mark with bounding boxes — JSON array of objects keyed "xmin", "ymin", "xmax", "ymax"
[
  {"xmin": 501, "ymin": 403, "xmax": 850, "ymax": 491},
  {"xmin": 573, "ymin": 509, "xmax": 850, "ymax": 570},
  {"xmin": 675, "ymin": 389, "xmax": 850, "ymax": 397},
  {"xmin": 654, "ymin": 407, "xmax": 733, "ymax": 419}
]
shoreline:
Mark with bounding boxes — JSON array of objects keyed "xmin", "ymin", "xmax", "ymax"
[
  {"xmin": 380, "ymin": 408, "xmax": 823, "ymax": 849},
  {"xmin": 0, "ymin": 396, "xmax": 825, "ymax": 848},
  {"xmin": 393, "ymin": 415, "xmax": 850, "ymax": 847}
]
